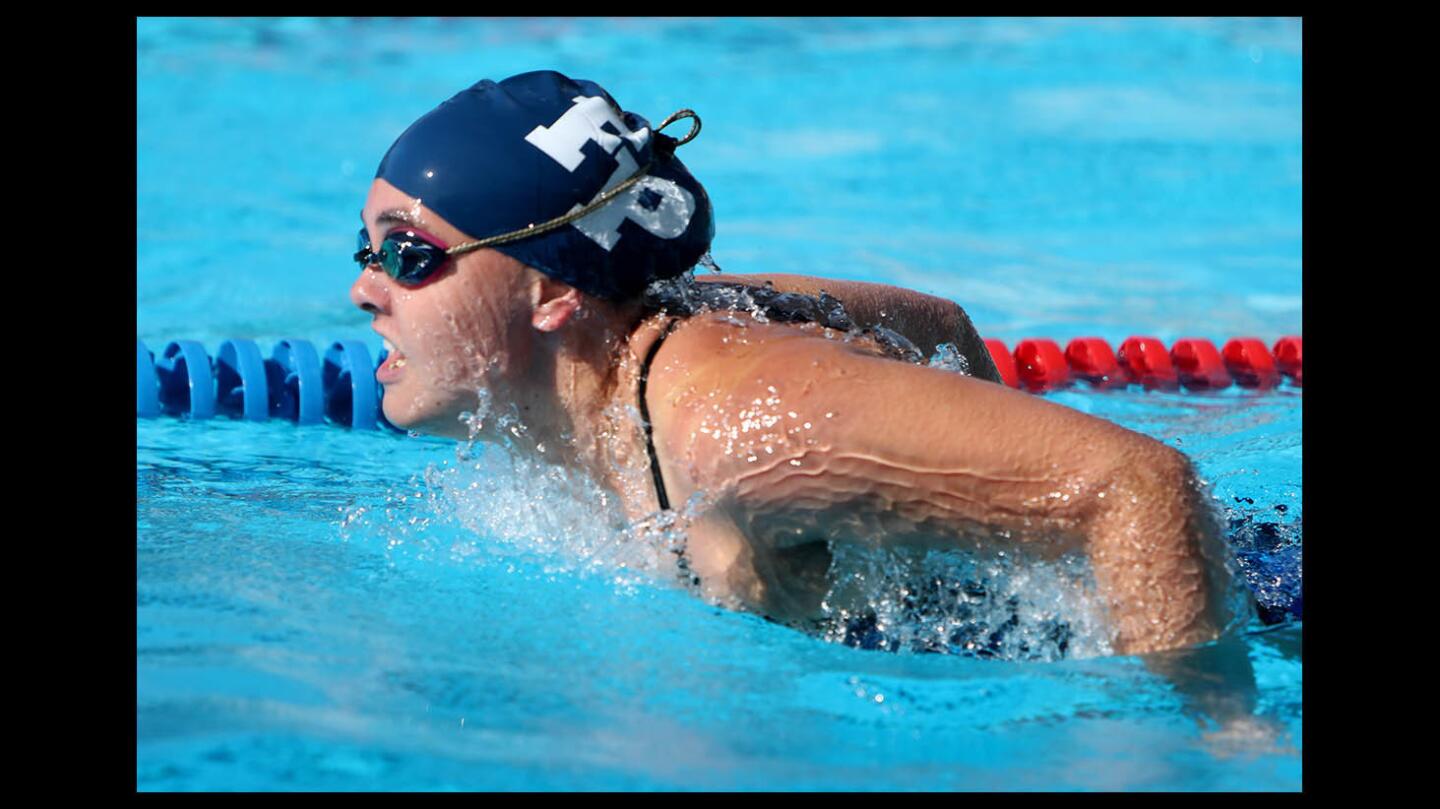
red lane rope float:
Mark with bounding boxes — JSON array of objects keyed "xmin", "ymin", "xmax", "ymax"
[
  {"xmin": 982, "ymin": 336, "xmax": 1302, "ymax": 392},
  {"xmin": 1222, "ymin": 338, "xmax": 1281, "ymax": 389},
  {"xmin": 1171, "ymin": 338, "xmax": 1230, "ymax": 390},
  {"xmin": 1015, "ymin": 339, "xmax": 1070, "ymax": 391},
  {"xmin": 1117, "ymin": 337, "xmax": 1179, "ymax": 390},
  {"xmin": 1064, "ymin": 338, "xmax": 1124, "ymax": 389},
  {"xmin": 1273, "ymin": 336, "xmax": 1302, "ymax": 386}
]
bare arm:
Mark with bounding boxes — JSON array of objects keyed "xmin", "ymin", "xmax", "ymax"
[
  {"xmin": 694, "ymin": 272, "xmax": 1002, "ymax": 383},
  {"xmin": 650, "ymin": 317, "xmax": 1235, "ymax": 655}
]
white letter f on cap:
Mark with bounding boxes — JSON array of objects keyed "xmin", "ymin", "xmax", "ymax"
[{"xmin": 525, "ymin": 96, "xmax": 649, "ymax": 172}]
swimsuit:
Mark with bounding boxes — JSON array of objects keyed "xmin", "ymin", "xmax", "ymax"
[{"xmin": 637, "ymin": 316, "xmax": 682, "ymax": 512}]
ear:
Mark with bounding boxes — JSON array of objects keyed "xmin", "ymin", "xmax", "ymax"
[{"xmin": 530, "ymin": 279, "xmax": 582, "ymax": 333}]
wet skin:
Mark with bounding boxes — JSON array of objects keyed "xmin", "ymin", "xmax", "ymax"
[
  {"xmin": 635, "ymin": 313, "xmax": 1233, "ymax": 653},
  {"xmin": 352, "ymin": 179, "xmax": 1237, "ymax": 656}
]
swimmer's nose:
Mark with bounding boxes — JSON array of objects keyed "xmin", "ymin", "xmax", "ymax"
[{"xmin": 350, "ymin": 267, "xmax": 391, "ymax": 315}]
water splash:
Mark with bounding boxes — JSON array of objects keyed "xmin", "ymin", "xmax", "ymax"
[
  {"xmin": 340, "ymin": 395, "xmax": 697, "ymax": 594},
  {"xmin": 817, "ymin": 544, "xmax": 1113, "ymax": 660},
  {"xmin": 342, "ymin": 420, "xmax": 1126, "ymax": 660},
  {"xmin": 927, "ymin": 342, "xmax": 972, "ymax": 375}
]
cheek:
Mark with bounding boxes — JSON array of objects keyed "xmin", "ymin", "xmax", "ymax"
[{"xmin": 409, "ymin": 294, "xmax": 521, "ymax": 387}]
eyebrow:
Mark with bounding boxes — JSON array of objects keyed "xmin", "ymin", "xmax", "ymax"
[{"xmin": 360, "ymin": 209, "xmax": 426, "ymax": 229}]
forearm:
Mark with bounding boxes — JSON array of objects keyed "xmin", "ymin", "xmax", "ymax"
[{"xmin": 1085, "ymin": 443, "xmax": 1237, "ymax": 655}]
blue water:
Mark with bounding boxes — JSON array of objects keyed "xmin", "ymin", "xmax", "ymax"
[{"xmin": 137, "ymin": 17, "xmax": 1302, "ymax": 790}]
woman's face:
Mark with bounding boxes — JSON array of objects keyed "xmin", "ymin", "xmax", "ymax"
[{"xmin": 351, "ymin": 178, "xmax": 536, "ymax": 438}]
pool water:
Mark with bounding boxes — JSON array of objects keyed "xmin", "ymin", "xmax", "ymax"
[{"xmin": 137, "ymin": 17, "xmax": 1302, "ymax": 790}]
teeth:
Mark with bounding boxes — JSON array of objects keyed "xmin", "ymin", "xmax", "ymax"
[
  {"xmin": 383, "ymin": 338, "xmax": 395, "ymax": 353},
  {"xmin": 394, "ymin": 358, "xmax": 406, "ymax": 368}
]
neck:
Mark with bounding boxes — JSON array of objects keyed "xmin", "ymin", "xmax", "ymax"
[{"xmin": 498, "ymin": 303, "xmax": 659, "ymax": 520}]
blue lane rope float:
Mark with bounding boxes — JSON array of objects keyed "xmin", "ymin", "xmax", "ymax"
[
  {"xmin": 157, "ymin": 340, "xmax": 217, "ymax": 420},
  {"xmin": 323, "ymin": 340, "xmax": 380, "ymax": 431},
  {"xmin": 137, "ymin": 338, "xmax": 399, "ymax": 431},
  {"xmin": 137, "ymin": 340, "xmax": 160, "ymax": 418},
  {"xmin": 216, "ymin": 339, "xmax": 269, "ymax": 421},
  {"xmin": 271, "ymin": 339, "xmax": 326, "ymax": 425}
]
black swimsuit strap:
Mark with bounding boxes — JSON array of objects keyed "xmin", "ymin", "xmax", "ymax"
[{"xmin": 638, "ymin": 317, "xmax": 682, "ymax": 512}]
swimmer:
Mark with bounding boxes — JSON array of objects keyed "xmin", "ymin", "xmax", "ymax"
[{"xmin": 350, "ymin": 71, "xmax": 1241, "ymax": 656}]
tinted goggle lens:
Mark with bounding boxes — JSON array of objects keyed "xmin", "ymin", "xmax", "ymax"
[{"xmin": 353, "ymin": 227, "xmax": 448, "ymax": 285}]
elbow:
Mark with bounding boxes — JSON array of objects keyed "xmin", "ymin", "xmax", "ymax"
[
  {"xmin": 1156, "ymin": 445, "xmax": 1204, "ymax": 505},
  {"xmin": 1090, "ymin": 436, "xmax": 1234, "ymax": 653},
  {"xmin": 1092, "ymin": 435, "xmax": 1201, "ymax": 523},
  {"xmin": 1118, "ymin": 433, "xmax": 1193, "ymax": 486},
  {"xmin": 1143, "ymin": 442, "xmax": 1196, "ymax": 489}
]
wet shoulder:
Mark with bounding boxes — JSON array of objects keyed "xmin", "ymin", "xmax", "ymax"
[{"xmin": 641, "ymin": 311, "xmax": 909, "ymax": 499}]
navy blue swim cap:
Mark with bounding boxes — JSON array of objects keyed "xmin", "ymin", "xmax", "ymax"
[{"xmin": 375, "ymin": 70, "xmax": 714, "ymax": 301}]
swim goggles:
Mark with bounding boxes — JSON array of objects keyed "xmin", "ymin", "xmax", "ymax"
[{"xmin": 354, "ymin": 227, "xmax": 458, "ymax": 286}]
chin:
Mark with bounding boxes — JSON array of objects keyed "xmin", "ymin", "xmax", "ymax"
[
  {"xmin": 382, "ymin": 389, "xmax": 475, "ymax": 440},
  {"xmin": 379, "ymin": 393, "xmax": 418, "ymax": 433}
]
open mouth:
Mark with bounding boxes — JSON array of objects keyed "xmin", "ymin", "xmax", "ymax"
[
  {"xmin": 377, "ymin": 337, "xmax": 408, "ymax": 383},
  {"xmin": 382, "ymin": 338, "xmax": 407, "ymax": 369}
]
